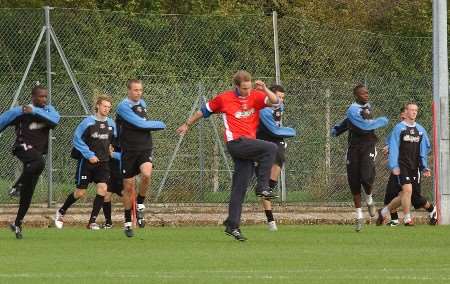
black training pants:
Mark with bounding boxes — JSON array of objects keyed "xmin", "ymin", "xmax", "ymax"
[
  {"xmin": 346, "ymin": 143, "xmax": 376, "ymax": 195},
  {"xmin": 226, "ymin": 137, "xmax": 277, "ymax": 229}
]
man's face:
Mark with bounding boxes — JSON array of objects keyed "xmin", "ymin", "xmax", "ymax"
[
  {"xmin": 355, "ymin": 87, "xmax": 369, "ymax": 104},
  {"xmin": 127, "ymin": 82, "xmax": 143, "ymax": 102},
  {"xmin": 32, "ymin": 89, "xmax": 48, "ymax": 107},
  {"xmin": 237, "ymin": 81, "xmax": 252, "ymax": 97},
  {"xmin": 97, "ymin": 100, "xmax": 112, "ymax": 117},
  {"xmin": 275, "ymin": 91, "xmax": 285, "ymax": 103},
  {"xmin": 405, "ymin": 104, "xmax": 418, "ymax": 121}
]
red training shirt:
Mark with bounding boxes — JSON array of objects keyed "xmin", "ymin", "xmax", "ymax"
[{"xmin": 206, "ymin": 89, "xmax": 269, "ymax": 142}]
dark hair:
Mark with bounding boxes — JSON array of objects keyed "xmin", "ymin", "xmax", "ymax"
[
  {"xmin": 31, "ymin": 85, "xmax": 47, "ymax": 96},
  {"xmin": 232, "ymin": 70, "xmax": 252, "ymax": 86},
  {"xmin": 269, "ymin": 84, "xmax": 285, "ymax": 93},
  {"xmin": 127, "ymin": 79, "xmax": 142, "ymax": 89},
  {"xmin": 353, "ymin": 84, "xmax": 366, "ymax": 95}
]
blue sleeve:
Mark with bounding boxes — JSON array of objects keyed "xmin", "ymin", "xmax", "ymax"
[
  {"xmin": 107, "ymin": 118, "xmax": 118, "ymax": 138},
  {"xmin": 418, "ymin": 125, "xmax": 431, "ymax": 171},
  {"xmin": 331, "ymin": 118, "xmax": 348, "ymax": 137},
  {"xmin": 32, "ymin": 105, "xmax": 60, "ymax": 127},
  {"xmin": 0, "ymin": 107, "xmax": 22, "ymax": 133},
  {"xmin": 347, "ymin": 105, "xmax": 389, "ymax": 131},
  {"xmin": 112, "ymin": 152, "xmax": 121, "ymax": 161},
  {"xmin": 117, "ymin": 101, "xmax": 166, "ymax": 131},
  {"xmin": 388, "ymin": 125, "xmax": 403, "ymax": 170},
  {"xmin": 200, "ymin": 104, "xmax": 213, "ymax": 118},
  {"xmin": 259, "ymin": 108, "xmax": 297, "ymax": 138},
  {"xmin": 73, "ymin": 117, "xmax": 96, "ymax": 160}
]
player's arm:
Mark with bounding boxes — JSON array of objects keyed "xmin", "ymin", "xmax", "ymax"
[
  {"xmin": 107, "ymin": 118, "xmax": 118, "ymax": 138},
  {"xmin": 72, "ymin": 117, "xmax": 98, "ymax": 163},
  {"xmin": 347, "ymin": 105, "xmax": 389, "ymax": 130},
  {"xmin": 177, "ymin": 95, "xmax": 222, "ymax": 136},
  {"xmin": 331, "ymin": 118, "xmax": 348, "ymax": 137},
  {"xmin": 31, "ymin": 104, "xmax": 61, "ymax": 128},
  {"xmin": 255, "ymin": 80, "xmax": 280, "ymax": 107},
  {"xmin": 0, "ymin": 106, "xmax": 22, "ymax": 133},
  {"xmin": 117, "ymin": 100, "xmax": 166, "ymax": 131},
  {"xmin": 259, "ymin": 107, "xmax": 296, "ymax": 138},
  {"xmin": 387, "ymin": 124, "xmax": 402, "ymax": 174},
  {"xmin": 418, "ymin": 125, "xmax": 431, "ymax": 175},
  {"xmin": 111, "ymin": 151, "xmax": 121, "ymax": 161}
]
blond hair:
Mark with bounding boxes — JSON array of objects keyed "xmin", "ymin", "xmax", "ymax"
[{"xmin": 233, "ymin": 70, "xmax": 252, "ymax": 86}]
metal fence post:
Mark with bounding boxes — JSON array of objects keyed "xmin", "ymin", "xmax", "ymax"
[{"xmin": 44, "ymin": 6, "xmax": 54, "ymax": 208}]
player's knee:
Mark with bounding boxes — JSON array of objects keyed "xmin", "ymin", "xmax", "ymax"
[
  {"xmin": 75, "ymin": 189, "xmax": 87, "ymax": 199},
  {"xmin": 26, "ymin": 159, "xmax": 45, "ymax": 175},
  {"xmin": 97, "ymin": 184, "xmax": 107, "ymax": 196}
]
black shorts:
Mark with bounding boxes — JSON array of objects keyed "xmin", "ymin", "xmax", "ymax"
[
  {"xmin": 121, "ymin": 149, "xmax": 153, "ymax": 179},
  {"xmin": 274, "ymin": 141, "xmax": 286, "ymax": 167},
  {"xmin": 75, "ymin": 160, "xmax": 110, "ymax": 189},
  {"xmin": 346, "ymin": 143, "xmax": 376, "ymax": 195},
  {"xmin": 399, "ymin": 167, "xmax": 419, "ymax": 186},
  {"xmin": 384, "ymin": 171, "xmax": 427, "ymax": 209},
  {"xmin": 107, "ymin": 159, "xmax": 123, "ymax": 196}
]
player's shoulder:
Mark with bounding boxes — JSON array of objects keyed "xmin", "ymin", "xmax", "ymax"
[{"xmin": 415, "ymin": 122, "xmax": 427, "ymax": 133}]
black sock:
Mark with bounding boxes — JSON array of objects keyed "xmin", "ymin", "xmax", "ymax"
[
  {"xmin": 89, "ymin": 195, "xmax": 104, "ymax": 224},
  {"xmin": 269, "ymin": 180, "xmax": 277, "ymax": 190},
  {"xmin": 426, "ymin": 204, "xmax": 434, "ymax": 213},
  {"xmin": 391, "ymin": 212, "xmax": 399, "ymax": 221},
  {"xmin": 103, "ymin": 201, "xmax": 112, "ymax": 224},
  {"xmin": 124, "ymin": 209, "xmax": 132, "ymax": 223},
  {"xmin": 59, "ymin": 193, "xmax": 78, "ymax": 214},
  {"xmin": 137, "ymin": 194, "xmax": 145, "ymax": 205},
  {"xmin": 265, "ymin": 210, "xmax": 274, "ymax": 222}
]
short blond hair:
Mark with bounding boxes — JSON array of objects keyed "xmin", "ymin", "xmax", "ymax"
[
  {"xmin": 94, "ymin": 94, "xmax": 112, "ymax": 112},
  {"xmin": 233, "ymin": 70, "xmax": 252, "ymax": 86}
]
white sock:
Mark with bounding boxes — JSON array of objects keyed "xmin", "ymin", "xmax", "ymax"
[
  {"xmin": 366, "ymin": 194, "xmax": 373, "ymax": 205},
  {"xmin": 404, "ymin": 213, "xmax": 411, "ymax": 222},
  {"xmin": 355, "ymin": 208, "xmax": 363, "ymax": 219},
  {"xmin": 381, "ymin": 207, "xmax": 389, "ymax": 217}
]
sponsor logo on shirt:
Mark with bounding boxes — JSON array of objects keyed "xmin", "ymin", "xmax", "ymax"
[
  {"xmin": 234, "ymin": 108, "xmax": 255, "ymax": 119},
  {"xmin": 29, "ymin": 122, "xmax": 46, "ymax": 130},
  {"xmin": 403, "ymin": 134, "xmax": 420, "ymax": 143},
  {"xmin": 91, "ymin": 132, "xmax": 110, "ymax": 139}
]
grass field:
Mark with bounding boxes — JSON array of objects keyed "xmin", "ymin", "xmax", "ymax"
[{"xmin": 1, "ymin": 225, "xmax": 450, "ymax": 283}]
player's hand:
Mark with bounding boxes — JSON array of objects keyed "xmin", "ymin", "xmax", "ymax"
[
  {"xmin": 382, "ymin": 145, "xmax": 389, "ymax": 156},
  {"xmin": 89, "ymin": 156, "xmax": 99, "ymax": 164},
  {"xmin": 176, "ymin": 123, "xmax": 189, "ymax": 136},
  {"xmin": 109, "ymin": 145, "xmax": 114, "ymax": 157},
  {"xmin": 392, "ymin": 168, "xmax": 400, "ymax": 175},
  {"xmin": 22, "ymin": 105, "xmax": 33, "ymax": 113},
  {"xmin": 254, "ymin": 80, "xmax": 267, "ymax": 91},
  {"xmin": 423, "ymin": 169, "xmax": 432, "ymax": 177}
]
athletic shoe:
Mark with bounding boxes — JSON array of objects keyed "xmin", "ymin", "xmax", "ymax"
[
  {"xmin": 54, "ymin": 210, "xmax": 64, "ymax": 229},
  {"xmin": 354, "ymin": 218, "xmax": 363, "ymax": 232},
  {"xmin": 224, "ymin": 226, "xmax": 247, "ymax": 241},
  {"xmin": 267, "ymin": 221, "xmax": 278, "ymax": 231},
  {"xmin": 386, "ymin": 219, "xmax": 399, "ymax": 227},
  {"xmin": 256, "ymin": 189, "xmax": 278, "ymax": 199},
  {"xmin": 9, "ymin": 223, "xmax": 22, "ymax": 239},
  {"xmin": 404, "ymin": 219, "xmax": 414, "ymax": 226},
  {"xmin": 376, "ymin": 209, "xmax": 385, "ymax": 226},
  {"xmin": 367, "ymin": 203, "xmax": 376, "ymax": 217},
  {"xmin": 87, "ymin": 223, "xmax": 100, "ymax": 230},
  {"xmin": 101, "ymin": 223, "xmax": 113, "ymax": 229},
  {"xmin": 429, "ymin": 207, "xmax": 437, "ymax": 225},
  {"xmin": 137, "ymin": 204, "xmax": 145, "ymax": 228},
  {"xmin": 8, "ymin": 187, "xmax": 20, "ymax": 198},
  {"xmin": 124, "ymin": 222, "xmax": 134, "ymax": 238}
]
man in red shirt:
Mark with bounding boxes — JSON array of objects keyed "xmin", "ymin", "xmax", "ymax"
[{"xmin": 177, "ymin": 70, "xmax": 280, "ymax": 241}]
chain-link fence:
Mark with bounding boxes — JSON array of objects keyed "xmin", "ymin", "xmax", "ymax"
[{"xmin": 0, "ymin": 7, "xmax": 434, "ymax": 206}]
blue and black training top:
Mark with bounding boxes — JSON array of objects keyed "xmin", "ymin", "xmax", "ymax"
[
  {"xmin": 256, "ymin": 105, "xmax": 296, "ymax": 143},
  {"xmin": 387, "ymin": 121, "xmax": 430, "ymax": 172},
  {"xmin": 116, "ymin": 98, "xmax": 165, "ymax": 152},
  {"xmin": 0, "ymin": 104, "xmax": 60, "ymax": 154},
  {"xmin": 332, "ymin": 102, "xmax": 388, "ymax": 146},
  {"xmin": 72, "ymin": 115, "xmax": 117, "ymax": 162}
]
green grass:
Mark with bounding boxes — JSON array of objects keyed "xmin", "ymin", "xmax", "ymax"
[{"xmin": 1, "ymin": 225, "xmax": 450, "ymax": 283}]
